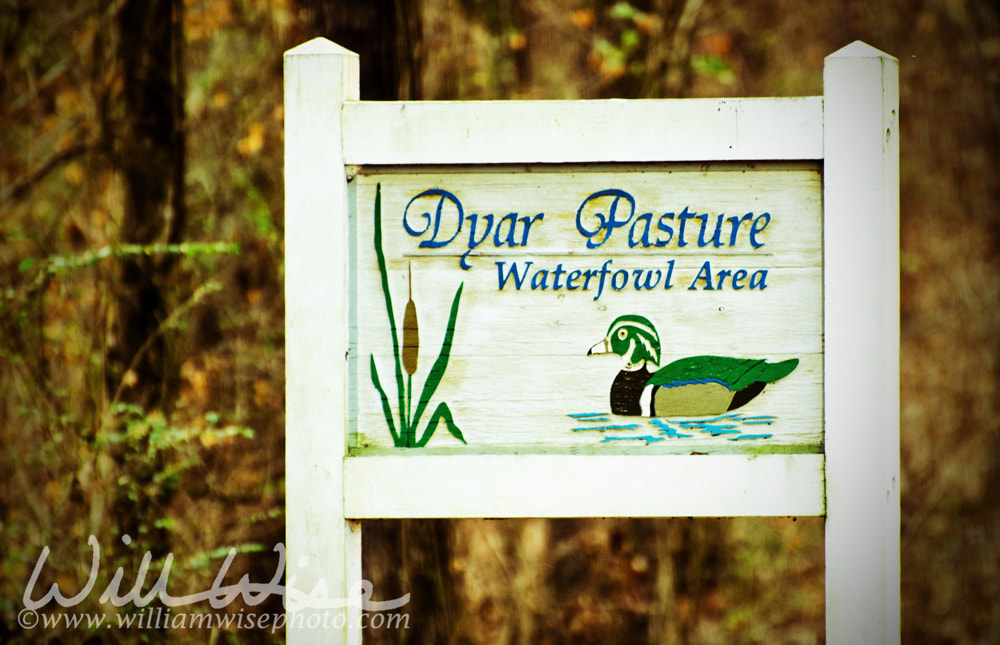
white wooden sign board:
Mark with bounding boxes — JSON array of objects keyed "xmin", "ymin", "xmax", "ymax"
[{"xmin": 285, "ymin": 39, "xmax": 899, "ymax": 644}]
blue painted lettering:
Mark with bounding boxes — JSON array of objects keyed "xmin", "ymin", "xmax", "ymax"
[
  {"xmin": 749, "ymin": 212, "xmax": 771, "ymax": 249},
  {"xmin": 634, "ymin": 269, "xmax": 662, "ymax": 290},
  {"xmin": 732, "ymin": 269, "xmax": 748, "ymax": 290},
  {"xmin": 688, "ymin": 261, "xmax": 768, "ymax": 290},
  {"xmin": 462, "ymin": 212, "xmax": 494, "ymax": 269},
  {"xmin": 517, "ymin": 213, "xmax": 545, "ymax": 245},
  {"xmin": 404, "ymin": 189, "xmax": 545, "ymax": 269},
  {"xmin": 576, "ymin": 189, "xmax": 636, "ymax": 249},
  {"xmin": 571, "ymin": 190, "xmax": 769, "ymax": 250},
  {"xmin": 495, "ymin": 259, "xmax": 679, "ymax": 298},
  {"xmin": 493, "ymin": 213, "xmax": 520, "ymax": 247},
  {"xmin": 656, "ymin": 213, "xmax": 674, "ymax": 246},
  {"xmin": 611, "ymin": 269, "xmax": 629, "ymax": 291},
  {"xmin": 689, "ymin": 261, "xmax": 715, "ymax": 290},
  {"xmin": 697, "ymin": 214, "xmax": 726, "ymax": 248},
  {"xmin": 594, "ymin": 259, "xmax": 614, "ymax": 300},
  {"xmin": 727, "ymin": 213, "xmax": 753, "ymax": 245},
  {"xmin": 403, "ymin": 189, "xmax": 463, "ymax": 248},
  {"xmin": 566, "ymin": 269, "xmax": 582, "ymax": 290},
  {"xmin": 676, "ymin": 206, "xmax": 696, "ymax": 247},
  {"xmin": 496, "ymin": 261, "xmax": 532, "ymax": 289},
  {"xmin": 551, "ymin": 263, "xmax": 567, "ymax": 290},
  {"xmin": 628, "ymin": 212, "xmax": 655, "ymax": 248}
]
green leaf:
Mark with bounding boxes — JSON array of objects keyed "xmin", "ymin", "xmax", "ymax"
[
  {"xmin": 411, "ymin": 282, "xmax": 463, "ymax": 429},
  {"xmin": 621, "ymin": 28, "xmax": 640, "ymax": 50},
  {"xmin": 692, "ymin": 54, "xmax": 731, "ymax": 76},
  {"xmin": 416, "ymin": 401, "xmax": 466, "ymax": 447},
  {"xmin": 371, "ymin": 355, "xmax": 402, "ymax": 446},
  {"xmin": 17, "ymin": 257, "xmax": 36, "ymax": 272},
  {"xmin": 609, "ymin": 1, "xmax": 638, "ymax": 20},
  {"xmin": 372, "ymin": 184, "xmax": 409, "ymax": 441},
  {"xmin": 207, "ymin": 543, "xmax": 264, "ymax": 559},
  {"xmin": 154, "ymin": 517, "xmax": 176, "ymax": 531}
]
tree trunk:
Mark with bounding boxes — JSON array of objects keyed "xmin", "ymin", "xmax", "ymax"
[
  {"xmin": 301, "ymin": 0, "xmax": 423, "ymax": 100},
  {"xmin": 105, "ymin": 5, "xmax": 186, "ymax": 612},
  {"xmin": 110, "ymin": 0, "xmax": 185, "ymax": 409}
]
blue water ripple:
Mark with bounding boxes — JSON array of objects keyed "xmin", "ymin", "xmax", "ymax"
[{"xmin": 572, "ymin": 424, "xmax": 640, "ymax": 432}]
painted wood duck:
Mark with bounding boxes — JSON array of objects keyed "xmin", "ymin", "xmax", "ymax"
[{"xmin": 587, "ymin": 314, "xmax": 799, "ymax": 417}]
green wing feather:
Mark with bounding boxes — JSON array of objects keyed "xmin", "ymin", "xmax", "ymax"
[{"xmin": 648, "ymin": 356, "xmax": 798, "ymax": 391}]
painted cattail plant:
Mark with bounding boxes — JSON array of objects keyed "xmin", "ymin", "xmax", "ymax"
[{"xmin": 370, "ymin": 184, "xmax": 467, "ymax": 447}]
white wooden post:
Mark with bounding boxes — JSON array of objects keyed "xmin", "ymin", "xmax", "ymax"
[
  {"xmin": 823, "ymin": 42, "xmax": 900, "ymax": 644},
  {"xmin": 284, "ymin": 38, "xmax": 361, "ymax": 645}
]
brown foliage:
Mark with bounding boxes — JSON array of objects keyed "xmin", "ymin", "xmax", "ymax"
[{"xmin": 1, "ymin": 0, "xmax": 996, "ymax": 643}]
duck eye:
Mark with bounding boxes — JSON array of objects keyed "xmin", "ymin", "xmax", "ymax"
[{"xmin": 617, "ymin": 328, "xmax": 628, "ymax": 340}]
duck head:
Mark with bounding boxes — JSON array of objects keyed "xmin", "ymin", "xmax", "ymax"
[{"xmin": 587, "ymin": 314, "xmax": 661, "ymax": 371}]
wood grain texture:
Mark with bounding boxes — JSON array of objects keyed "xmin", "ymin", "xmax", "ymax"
[
  {"xmin": 343, "ymin": 98, "xmax": 824, "ymax": 164},
  {"xmin": 343, "ymin": 454, "xmax": 825, "ymax": 518},
  {"xmin": 823, "ymin": 42, "xmax": 900, "ymax": 645},
  {"xmin": 349, "ymin": 163, "xmax": 822, "ymax": 453},
  {"xmin": 284, "ymin": 38, "xmax": 361, "ymax": 645}
]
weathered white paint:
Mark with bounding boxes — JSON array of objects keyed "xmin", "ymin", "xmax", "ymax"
[
  {"xmin": 343, "ymin": 97, "xmax": 824, "ymax": 164},
  {"xmin": 351, "ymin": 164, "xmax": 823, "ymax": 452},
  {"xmin": 344, "ymin": 454, "xmax": 824, "ymax": 517},
  {"xmin": 284, "ymin": 38, "xmax": 361, "ymax": 645},
  {"xmin": 823, "ymin": 42, "xmax": 900, "ymax": 645}
]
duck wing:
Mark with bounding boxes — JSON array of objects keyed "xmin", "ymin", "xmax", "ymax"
[{"xmin": 647, "ymin": 356, "xmax": 798, "ymax": 391}]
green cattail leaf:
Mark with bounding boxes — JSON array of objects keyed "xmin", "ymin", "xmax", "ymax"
[
  {"xmin": 372, "ymin": 184, "xmax": 408, "ymax": 438},
  {"xmin": 411, "ymin": 282, "xmax": 463, "ymax": 429},
  {"xmin": 402, "ymin": 299, "xmax": 419, "ymax": 375},
  {"xmin": 415, "ymin": 401, "xmax": 466, "ymax": 447},
  {"xmin": 370, "ymin": 355, "xmax": 402, "ymax": 446}
]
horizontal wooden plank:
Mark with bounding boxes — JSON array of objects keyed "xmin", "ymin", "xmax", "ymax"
[
  {"xmin": 343, "ymin": 454, "xmax": 825, "ymax": 518},
  {"xmin": 357, "ymin": 163, "xmax": 822, "ymax": 262},
  {"xmin": 342, "ymin": 98, "xmax": 824, "ymax": 165},
  {"xmin": 351, "ymin": 357, "xmax": 823, "ymax": 451}
]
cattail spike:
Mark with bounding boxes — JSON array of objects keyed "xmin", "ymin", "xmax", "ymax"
[{"xmin": 402, "ymin": 263, "xmax": 419, "ymax": 376}]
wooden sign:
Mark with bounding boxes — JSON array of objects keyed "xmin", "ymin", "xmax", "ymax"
[
  {"xmin": 284, "ymin": 38, "xmax": 899, "ymax": 645},
  {"xmin": 352, "ymin": 164, "xmax": 822, "ymax": 453}
]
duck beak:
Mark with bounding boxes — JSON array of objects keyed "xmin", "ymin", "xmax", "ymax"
[{"xmin": 587, "ymin": 337, "xmax": 611, "ymax": 356}]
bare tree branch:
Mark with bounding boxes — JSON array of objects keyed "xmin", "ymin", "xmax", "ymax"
[{"xmin": 0, "ymin": 141, "xmax": 103, "ymax": 205}]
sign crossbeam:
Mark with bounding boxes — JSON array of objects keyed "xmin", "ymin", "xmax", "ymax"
[
  {"xmin": 344, "ymin": 454, "xmax": 824, "ymax": 519},
  {"xmin": 343, "ymin": 97, "xmax": 824, "ymax": 164}
]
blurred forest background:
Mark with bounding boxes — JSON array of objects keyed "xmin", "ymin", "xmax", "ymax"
[{"xmin": 1, "ymin": 0, "xmax": 997, "ymax": 643}]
